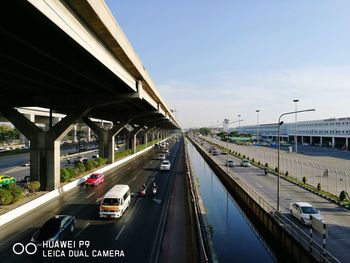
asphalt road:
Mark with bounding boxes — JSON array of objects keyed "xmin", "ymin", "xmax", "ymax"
[
  {"xmin": 0, "ymin": 143, "xmax": 98, "ymax": 181},
  {"xmin": 196, "ymin": 138, "xmax": 350, "ymax": 263},
  {"xmin": 0, "ymin": 140, "xmax": 181, "ymax": 263}
]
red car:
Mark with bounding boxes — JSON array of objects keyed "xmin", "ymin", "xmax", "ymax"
[{"xmin": 85, "ymin": 173, "xmax": 104, "ymax": 186}]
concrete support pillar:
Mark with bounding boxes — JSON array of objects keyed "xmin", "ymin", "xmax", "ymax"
[
  {"xmin": 320, "ymin": 137, "xmax": 323, "ymax": 146},
  {"xmin": 1, "ymin": 107, "xmax": 89, "ymax": 190},
  {"xmin": 346, "ymin": 137, "xmax": 348, "ymax": 149},
  {"xmin": 19, "ymin": 114, "xmax": 35, "ymax": 145},
  {"xmin": 310, "ymin": 136, "xmax": 313, "ymax": 145},
  {"xmin": 144, "ymin": 128, "xmax": 155, "ymax": 148},
  {"xmin": 129, "ymin": 126, "xmax": 143, "ymax": 154},
  {"xmin": 332, "ymin": 137, "xmax": 335, "ymax": 148},
  {"xmin": 301, "ymin": 136, "xmax": 304, "ymax": 144},
  {"xmin": 84, "ymin": 118, "xmax": 125, "ymax": 164},
  {"xmin": 73, "ymin": 125, "xmax": 78, "ymax": 142},
  {"xmin": 87, "ymin": 127, "xmax": 91, "ymax": 142}
]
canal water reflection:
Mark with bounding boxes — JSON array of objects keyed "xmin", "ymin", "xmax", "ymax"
[{"xmin": 186, "ymin": 141, "xmax": 275, "ymax": 263}]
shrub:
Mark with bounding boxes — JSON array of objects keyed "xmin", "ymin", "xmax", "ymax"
[
  {"xmin": 252, "ymin": 158, "xmax": 255, "ymax": 163},
  {"xmin": 285, "ymin": 171, "xmax": 289, "ymax": 176},
  {"xmin": 258, "ymin": 161, "xmax": 261, "ymax": 165},
  {"xmin": 0, "ymin": 188, "xmax": 13, "ymax": 205},
  {"xmin": 77, "ymin": 163, "xmax": 86, "ymax": 173},
  {"xmin": 247, "ymin": 156, "xmax": 250, "ymax": 160},
  {"xmin": 26, "ymin": 181, "xmax": 40, "ymax": 193},
  {"xmin": 275, "ymin": 167, "xmax": 278, "ymax": 173},
  {"xmin": 302, "ymin": 176, "xmax": 306, "ymax": 184},
  {"xmin": 265, "ymin": 163, "xmax": 269, "ymax": 168},
  {"xmin": 238, "ymin": 153, "xmax": 241, "ymax": 157},
  {"xmin": 66, "ymin": 167, "xmax": 77, "ymax": 179},
  {"xmin": 85, "ymin": 160, "xmax": 95, "ymax": 171},
  {"xmin": 243, "ymin": 155, "xmax": 246, "ymax": 159},
  {"xmin": 93, "ymin": 160, "xmax": 99, "ymax": 167},
  {"xmin": 317, "ymin": 183, "xmax": 321, "ymax": 191},
  {"xmin": 11, "ymin": 186, "xmax": 23, "ymax": 202},
  {"xmin": 339, "ymin": 190, "xmax": 348, "ymax": 201},
  {"xmin": 96, "ymin": 157, "xmax": 107, "ymax": 166},
  {"xmin": 60, "ymin": 168, "xmax": 71, "ymax": 182}
]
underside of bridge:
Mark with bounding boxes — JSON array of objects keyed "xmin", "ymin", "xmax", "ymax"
[{"xmin": 0, "ymin": 1, "xmax": 179, "ymax": 190}]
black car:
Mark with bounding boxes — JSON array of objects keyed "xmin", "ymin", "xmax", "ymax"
[{"xmin": 31, "ymin": 215, "xmax": 75, "ymax": 243}]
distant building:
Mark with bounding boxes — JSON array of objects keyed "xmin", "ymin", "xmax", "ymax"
[{"xmin": 232, "ymin": 117, "xmax": 350, "ymax": 149}]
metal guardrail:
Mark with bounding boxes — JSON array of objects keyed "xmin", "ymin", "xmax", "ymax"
[{"xmin": 193, "ymin": 136, "xmax": 341, "ymax": 263}]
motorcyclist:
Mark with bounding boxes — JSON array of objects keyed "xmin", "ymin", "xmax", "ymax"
[
  {"xmin": 152, "ymin": 182, "xmax": 157, "ymax": 188},
  {"xmin": 264, "ymin": 168, "xmax": 268, "ymax": 176}
]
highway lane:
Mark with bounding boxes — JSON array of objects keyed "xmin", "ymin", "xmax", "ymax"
[
  {"xmin": 197, "ymin": 138, "xmax": 350, "ymax": 262},
  {"xmin": 0, "ymin": 139, "xmax": 181, "ymax": 263},
  {"xmin": 0, "ymin": 142, "xmax": 98, "ymax": 170},
  {"xmin": 0, "ymin": 144, "xmax": 99, "ymax": 180}
]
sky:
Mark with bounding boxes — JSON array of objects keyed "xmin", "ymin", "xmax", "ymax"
[{"xmin": 105, "ymin": 0, "xmax": 350, "ymax": 129}]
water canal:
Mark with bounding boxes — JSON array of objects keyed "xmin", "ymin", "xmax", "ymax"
[{"xmin": 186, "ymin": 140, "xmax": 276, "ymax": 263}]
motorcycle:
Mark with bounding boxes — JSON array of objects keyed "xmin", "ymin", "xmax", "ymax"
[
  {"xmin": 152, "ymin": 186, "xmax": 157, "ymax": 196},
  {"xmin": 140, "ymin": 184, "xmax": 146, "ymax": 197}
]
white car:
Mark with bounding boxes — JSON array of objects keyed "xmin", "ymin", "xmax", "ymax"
[
  {"xmin": 22, "ymin": 161, "xmax": 30, "ymax": 167},
  {"xmin": 225, "ymin": 160, "xmax": 235, "ymax": 167},
  {"xmin": 160, "ymin": 160, "xmax": 171, "ymax": 171},
  {"xmin": 240, "ymin": 160, "xmax": 251, "ymax": 167},
  {"xmin": 158, "ymin": 154, "xmax": 166, "ymax": 160},
  {"xmin": 289, "ymin": 202, "xmax": 324, "ymax": 226},
  {"xmin": 163, "ymin": 148, "xmax": 169, "ymax": 153}
]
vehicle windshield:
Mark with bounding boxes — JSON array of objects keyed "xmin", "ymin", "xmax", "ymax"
[
  {"xmin": 162, "ymin": 161, "xmax": 169, "ymax": 165},
  {"xmin": 301, "ymin": 206, "xmax": 318, "ymax": 214},
  {"xmin": 90, "ymin": 174, "xmax": 98, "ymax": 179},
  {"xmin": 102, "ymin": 198, "xmax": 121, "ymax": 206},
  {"xmin": 37, "ymin": 219, "xmax": 61, "ymax": 241}
]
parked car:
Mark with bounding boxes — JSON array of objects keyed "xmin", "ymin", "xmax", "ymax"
[
  {"xmin": 225, "ymin": 160, "xmax": 235, "ymax": 167},
  {"xmin": 0, "ymin": 175, "xmax": 16, "ymax": 187},
  {"xmin": 31, "ymin": 215, "xmax": 75, "ymax": 244},
  {"xmin": 158, "ymin": 154, "xmax": 166, "ymax": 160},
  {"xmin": 85, "ymin": 173, "xmax": 105, "ymax": 186},
  {"xmin": 240, "ymin": 160, "xmax": 251, "ymax": 167},
  {"xmin": 221, "ymin": 151, "xmax": 228, "ymax": 155},
  {"xmin": 22, "ymin": 161, "xmax": 30, "ymax": 167},
  {"xmin": 160, "ymin": 160, "xmax": 171, "ymax": 171},
  {"xmin": 289, "ymin": 202, "xmax": 323, "ymax": 226},
  {"xmin": 91, "ymin": 154, "xmax": 99, "ymax": 160}
]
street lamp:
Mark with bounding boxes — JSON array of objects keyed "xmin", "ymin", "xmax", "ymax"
[
  {"xmin": 256, "ymin": 110, "xmax": 260, "ymax": 144},
  {"xmin": 238, "ymin": 114, "xmax": 241, "ymax": 134},
  {"xmin": 277, "ymin": 108, "xmax": 315, "ymax": 211},
  {"xmin": 293, "ymin": 99, "xmax": 299, "ymax": 153}
]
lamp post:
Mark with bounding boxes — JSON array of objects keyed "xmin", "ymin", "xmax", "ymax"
[
  {"xmin": 293, "ymin": 99, "xmax": 299, "ymax": 153},
  {"xmin": 256, "ymin": 110, "xmax": 260, "ymax": 144},
  {"xmin": 238, "ymin": 114, "xmax": 241, "ymax": 134},
  {"xmin": 226, "ymin": 119, "xmax": 242, "ymax": 172},
  {"xmin": 277, "ymin": 108, "xmax": 315, "ymax": 211}
]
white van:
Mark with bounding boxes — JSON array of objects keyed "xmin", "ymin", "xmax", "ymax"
[{"xmin": 99, "ymin": 184, "xmax": 131, "ymax": 218}]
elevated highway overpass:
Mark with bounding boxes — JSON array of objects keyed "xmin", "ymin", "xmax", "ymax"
[{"xmin": 0, "ymin": 1, "xmax": 180, "ymax": 190}]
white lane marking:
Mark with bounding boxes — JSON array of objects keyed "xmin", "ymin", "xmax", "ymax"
[
  {"xmin": 74, "ymin": 223, "xmax": 90, "ymax": 238},
  {"xmin": 115, "ymin": 225, "xmax": 126, "ymax": 240},
  {"xmin": 132, "ymin": 176, "xmax": 137, "ymax": 181},
  {"xmin": 86, "ymin": 192, "xmax": 95, "ymax": 199},
  {"xmin": 255, "ymin": 183, "xmax": 263, "ymax": 188}
]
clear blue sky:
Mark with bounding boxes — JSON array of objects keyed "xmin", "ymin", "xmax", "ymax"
[{"xmin": 106, "ymin": 0, "xmax": 350, "ymax": 128}]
